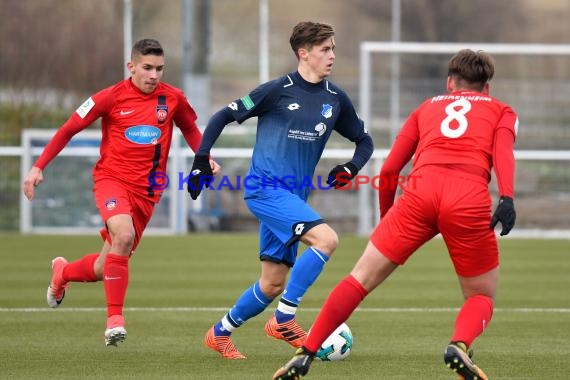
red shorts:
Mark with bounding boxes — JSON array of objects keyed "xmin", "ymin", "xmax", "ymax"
[
  {"xmin": 370, "ymin": 165, "xmax": 498, "ymax": 277},
  {"xmin": 93, "ymin": 178, "xmax": 155, "ymax": 252}
]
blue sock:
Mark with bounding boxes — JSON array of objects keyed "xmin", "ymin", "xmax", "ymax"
[
  {"xmin": 276, "ymin": 247, "xmax": 329, "ymax": 323},
  {"xmin": 214, "ymin": 281, "xmax": 272, "ymax": 336}
]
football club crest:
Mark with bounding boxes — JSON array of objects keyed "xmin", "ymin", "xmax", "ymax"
[
  {"xmin": 321, "ymin": 104, "xmax": 333, "ymax": 119},
  {"xmin": 156, "ymin": 104, "xmax": 168, "ymax": 123},
  {"xmin": 105, "ymin": 198, "xmax": 117, "ymax": 211}
]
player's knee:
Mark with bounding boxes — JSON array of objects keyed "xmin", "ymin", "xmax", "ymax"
[
  {"xmin": 93, "ymin": 261, "xmax": 104, "ymax": 279},
  {"xmin": 316, "ymin": 229, "xmax": 339, "ymax": 255},
  {"xmin": 110, "ymin": 229, "xmax": 136, "ymax": 252},
  {"xmin": 259, "ymin": 279, "xmax": 285, "ymax": 299},
  {"xmin": 303, "ymin": 224, "xmax": 338, "ymax": 255}
]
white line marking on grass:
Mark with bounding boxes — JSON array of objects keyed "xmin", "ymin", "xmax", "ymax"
[
  {"xmin": 354, "ymin": 307, "xmax": 570, "ymax": 313},
  {"xmin": 1, "ymin": 307, "xmax": 569, "ymax": 313}
]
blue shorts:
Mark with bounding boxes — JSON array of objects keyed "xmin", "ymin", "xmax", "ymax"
[{"xmin": 245, "ymin": 187, "xmax": 323, "ymax": 267}]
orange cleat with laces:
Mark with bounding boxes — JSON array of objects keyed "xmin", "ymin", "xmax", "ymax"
[
  {"xmin": 204, "ymin": 326, "xmax": 246, "ymax": 359},
  {"xmin": 265, "ymin": 315, "xmax": 307, "ymax": 348}
]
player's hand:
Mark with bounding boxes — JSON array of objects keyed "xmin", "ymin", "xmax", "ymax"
[
  {"xmin": 327, "ymin": 162, "xmax": 358, "ymax": 189},
  {"xmin": 188, "ymin": 155, "xmax": 214, "ymax": 200},
  {"xmin": 210, "ymin": 159, "xmax": 221, "ymax": 176},
  {"xmin": 23, "ymin": 166, "xmax": 44, "ymax": 200},
  {"xmin": 490, "ymin": 196, "xmax": 516, "ymax": 236}
]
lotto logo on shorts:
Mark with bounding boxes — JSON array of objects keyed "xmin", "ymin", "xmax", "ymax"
[{"xmin": 105, "ymin": 198, "xmax": 117, "ymax": 210}]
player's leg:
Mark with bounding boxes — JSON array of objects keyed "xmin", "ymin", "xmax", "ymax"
[
  {"xmin": 102, "ymin": 213, "xmax": 135, "ymax": 346},
  {"xmin": 205, "ymin": 225, "xmax": 288, "ymax": 359},
  {"xmin": 443, "ymin": 260, "xmax": 496, "ymax": 380},
  {"xmin": 443, "ymin": 269, "xmax": 496, "ymax": 380},
  {"xmin": 271, "ymin": 223, "xmax": 336, "ymax": 326},
  {"xmin": 46, "ymin": 256, "xmax": 71, "ymax": 308},
  {"xmin": 453, "ymin": 268, "xmax": 498, "ymax": 346},
  {"xmin": 95, "ymin": 180, "xmax": 154, "ymax": 346},
  {"xmin": 45, "ymin": 186, "xmax": 118, "ymax": 309},
  {"xmin": 273, "ymin": 171, "xmax": 437, "ymax": 379},
  {"xmin": 46, "ymin": 246, "xmax": 104, "ymax": 308},
  {"xmin": 439, "ymin": 170, "xmax": 497, "ymax": 380},
  {"xmin": 206, "ymin": 254, "xmax": 288, "ymax": 359},
  {"xmin": 246, "ymin": 190, "xmax": 331, "ymax": 347},
  {"xmin": 266, "ymin": 223, "xmax": 337, "ymax": 348},
  {"xmin": 103, "ymin": 191, "xmax": 153, "ymax": 347},
  {"xmin": 273, "ymin": 240, "xmax": 408, "ymax": 380},
  {"xmin": 304, "ymin": 241, "xmax": 397, "ymax": 352}
]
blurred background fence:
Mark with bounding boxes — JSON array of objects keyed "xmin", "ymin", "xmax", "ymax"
[{"xmin": 6, "ymin": 129, "xmax": 570, "ymax": 237}]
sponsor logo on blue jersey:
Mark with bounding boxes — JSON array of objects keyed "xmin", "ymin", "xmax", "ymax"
[
  {"xmin": 125, "ymin": 125, "xmax": 161, "ymax": 145},
  {"xmin": 315, "ymin": 123, "xmax": 327, "ymax": 136},
  {"xmin": 241, "ymin": 95, "xmax": 255, "ymax": 110},
  {"xmin": 321, "ymin": 104, "xmax": 333, "ymax": 119}
]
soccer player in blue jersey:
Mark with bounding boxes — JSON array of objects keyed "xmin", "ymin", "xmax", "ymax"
[{"xmin": 188, "ymin": 21, "xmax": 374, "ymax": 359}]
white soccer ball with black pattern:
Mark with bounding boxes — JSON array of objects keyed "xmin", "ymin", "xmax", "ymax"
[{"xmin": 315, "ymin": 322, "xmax": 353, "ymax": 361}]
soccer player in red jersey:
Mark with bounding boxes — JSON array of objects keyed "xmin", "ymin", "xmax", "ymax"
[
  {"xmin": 273, "ymin": 49, "xmax": 517, "ymax": 380},
  {"xmin": 22, "ymin": 39, "xmax": 220, "ymax": 346}
]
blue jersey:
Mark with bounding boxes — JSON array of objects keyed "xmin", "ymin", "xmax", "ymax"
[{"xmin": 228, "ymin": 71, "xmax": 369, "ymax": 200}]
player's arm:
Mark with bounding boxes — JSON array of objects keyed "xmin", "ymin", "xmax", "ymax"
[
  {"xmin": 173, "ymin": 94, "xmax": 221, "ymax": 177},
  {"xmin": 195, "ymin": 107, "xmax": 236, "ymax": 156},
  {"xmin": 490, "ymin": 108, "xmax": 518, "ymax": 235},
  {"xmin": 492, "ymin": 109, "xmax": 517, "ymax": 199},
  {"xmin": 174, "ymin": 95, "xmax": 202, "ymax": 154},
  {"xmin": 188, "ymin": 80, "xmax": 280, "ymax": 199},
  {"xmin": 378, "ymin": 112, "xmax": 419, "ymax": 217},
  {"xmin": 23, "ymin": 95, "xmax": 106, "ymax": 200},
  {"xmin": 186, "ymin": 106, "xmax": 237, "ymax": 199},
  {"xmin": 196, "ymin": 80, "xmax": 279, "ymax": 157},
  {"xmin": 378, "ymin": 135, "xmax": 417, "ymax": 217},
  {"xmin": 329, "ymin": 91, "xmax": 374, "ymax": 188}
]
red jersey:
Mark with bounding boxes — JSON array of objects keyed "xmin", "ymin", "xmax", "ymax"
[
  {"xmin": 379, "ymin": 90, "xmax": 518, "ymax": 216},
  {"xmin": 35, "ymin": 78, "xmax": 203, "ymax": 202},
  {"xmin": 400, "ymin": 90, "xmax": 518, "ymax": 173}
]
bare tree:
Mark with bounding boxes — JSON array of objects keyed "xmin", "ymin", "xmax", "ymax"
[{"xmin": 0, "ymin": 0, "xmax": 123, "ymax": 93}]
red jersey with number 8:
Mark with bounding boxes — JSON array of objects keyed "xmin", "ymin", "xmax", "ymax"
[{"xmin": 398, "ymin": 90, "xmax": 518, "ymax": 174}]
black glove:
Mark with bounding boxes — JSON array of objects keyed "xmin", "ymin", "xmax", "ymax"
[
  {"xmin": 187, "ymin": 155, "xmax": 213, "ymax": 200},
  {"xmin": 327, "ymin": 162, "xmax": 358, "ymax": 189},
  {"xmin": 490, "ymin": 196, "xmax": 516, "ymax": 236}
]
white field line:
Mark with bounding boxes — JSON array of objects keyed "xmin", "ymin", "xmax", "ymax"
[{"xmin": 0, "ymin": 307, "xmax": 569, "ymax": 313}]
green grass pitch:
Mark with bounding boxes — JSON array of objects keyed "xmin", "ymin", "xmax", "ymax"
[{"xmin": 1, "ymin": 234, "xmax": 569, "ymax": 379}]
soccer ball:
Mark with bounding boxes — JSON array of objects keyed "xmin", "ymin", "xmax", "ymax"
[{"xmin": 315, "ymin": 323, "xmax": 353, "ymax": 361}]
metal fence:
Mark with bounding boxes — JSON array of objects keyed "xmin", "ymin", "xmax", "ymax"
[{"xmin": 1, "ymin": 129, "xmax": 568, "ymax": 238}]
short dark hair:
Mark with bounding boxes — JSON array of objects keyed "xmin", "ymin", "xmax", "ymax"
[
  {"xmin": 131, "ymin": 39, "xmax": 164, "ymax": 60},
  {"xmin": 289, "ymin": 21, "xmax": 334, "ymax": 59},
  {"xmin": 448, "ymin": 49, "xmax": 495, "ymax": 91}
]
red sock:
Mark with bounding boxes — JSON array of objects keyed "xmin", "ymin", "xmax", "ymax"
[
  {"xmin": 304, "ymin": 275, "xmax": 368, "ymax": 353},
  {"xmin": 61, "ymin": 253, "xmax": 99, "ymax": 282},
  {"xmin": 451, "ymin": 295, "xmax": 494, "ymax": 347},
  {"xmin": 103, "ymin": 253, "xmax": 129, "ymax": 318}
]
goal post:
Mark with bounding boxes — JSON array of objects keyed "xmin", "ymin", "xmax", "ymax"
[{"xmin": 358, "ymin": 41, "xmax": 570, "ymax": 236}]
